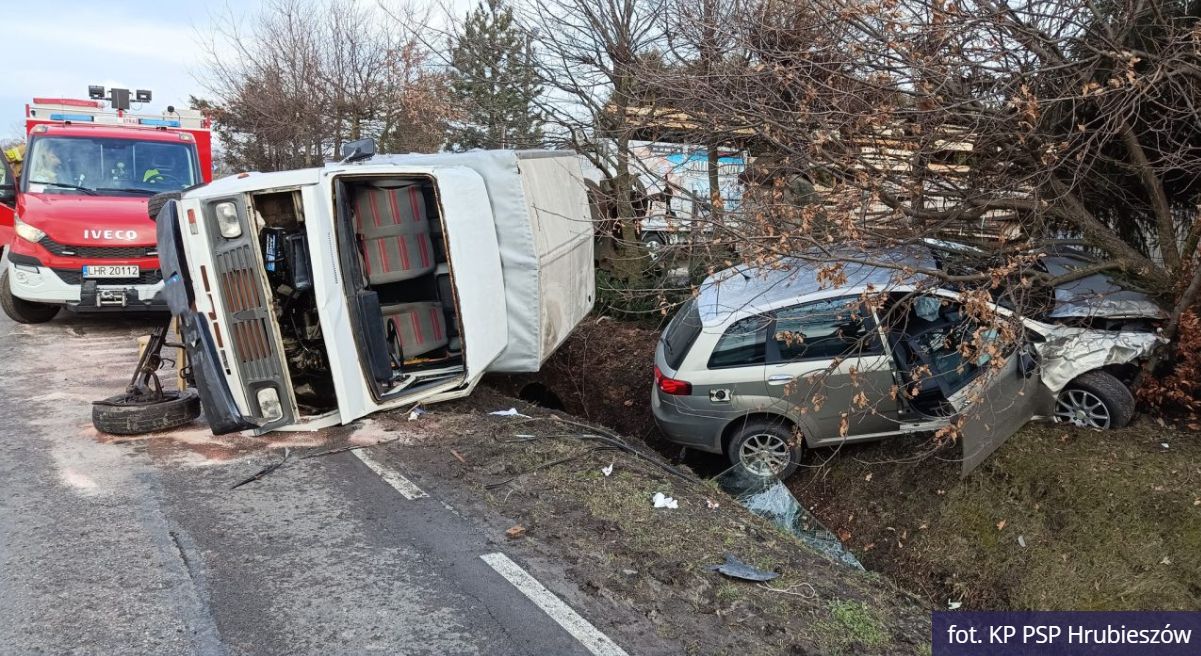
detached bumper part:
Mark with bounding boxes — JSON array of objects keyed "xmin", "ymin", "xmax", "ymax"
[{"xmin": 180, "ymin": 311, "xmax": 255, "ymax": 435}]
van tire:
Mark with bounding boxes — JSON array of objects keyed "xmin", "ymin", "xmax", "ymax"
[
  {"xmin": 1055, "ymin": 370, "xmax": 1135, "ymax": 430},
  {"xmin": 0, "ymin": 269, "xmax": 59, "ymax": 323},
  {"xmin": 727, "ymin": 419, "xmax": 802, "ymax": 479},
  {"xmin": 92, "ymin": 389, "xmax": 201, "ymax": 435},
  {"xmin": 147, "ymin": 192, "xmax": 182, "ymax": 221}
]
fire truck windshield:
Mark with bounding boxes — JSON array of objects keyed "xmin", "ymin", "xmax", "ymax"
[{"xmin": 25, "ymin": 136, "xmax": 199, "ymax": 195}]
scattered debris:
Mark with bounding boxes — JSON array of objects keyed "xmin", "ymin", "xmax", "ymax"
[
  {"xmin": 300, "ymin": 437, "xmax": 400, "ymax": 460},
  {"xmin": 505, "ymin": 525, "xmax": 527, "ymax": 540},
  {"xmin": 1161, "ymin": 442, "xmax": 1170, "ymax": 449},
  {"xmin": 451, "ymin": 449, "xmax": 468, "ymax": 464},
  {"xmin": 708, "ymin": 554, "xmax": 779, "ymax": 582},
  {"xmin": 601, "ymin": 462, "xmax": 614, "ymax": 477},
  {"xmin": 758, "ymin": 581, "xmax": 817, "ymax": 598},
  {"xmin": 1018, "ymin": 535, "xmax": 1027, "ymax": 548},
  {"xmin": 706, "ymin": 498, "xmax": 720, "ymax": 510},
  {"xmin": 620, "ymin": 568, "xmax": 638, "ymax": 576},
  {"xmin": 652, "ymin": 492, "xmax": 679, "ymax": 509},
  {"xmin": 716, "ymin": 464, "xmax": 864, "ymax": 570},
  {"xmin": 408, "ymin": 406, "xmax": 427, "ymax": 421},
  {"xmin": 231, "ymin": 448, "xmax": 291, "ymax": 489},
  {"xmin": 490, "ymin": 407, "xmax": 532, "ymax": 418},
  {"xmin": 948, "ymin": 601, "xmax": 963, "ymax": 610}
]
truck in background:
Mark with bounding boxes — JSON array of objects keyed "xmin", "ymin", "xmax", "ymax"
[{"xmin": 0, "ymin": 95, "xmax": 213, "ymax": 323}]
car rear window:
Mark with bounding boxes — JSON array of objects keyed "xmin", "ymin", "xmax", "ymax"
[
  {"xmin": 662, "ymin": 298, "xmax": 702, "ymax": 370},
  {"xmin": 708, "ymin": 314, "xmax": 771, "ymax": 368}
]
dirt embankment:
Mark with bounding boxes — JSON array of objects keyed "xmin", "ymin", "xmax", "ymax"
[
  {"xmin": 386, "ymin": 389, "xmax": 931, "ymax": 656},
  {"xmin": 496, "ymin": 317, "xmax": 1201, "ymax": 612}
]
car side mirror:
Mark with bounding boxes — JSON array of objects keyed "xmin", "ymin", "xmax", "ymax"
[
  {"xmin": 0, "ymin": 183, "xmax": 15, "ymax": 205},
  {"xmin": 340, "ymin": 138, "xmax": 376, "ymax": 163}
]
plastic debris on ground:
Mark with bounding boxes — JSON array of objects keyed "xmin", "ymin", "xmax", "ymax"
[
  {"xmin": 715, "ymin": 464, "xmax": 864, "ymax": 570},
  {"xmin": 948, "ymin": 601, "xmax": 963, "ymax": 610},
  {"xmin": 490, "ymin": 408, "xmax": 532, "ymax": 418},
  {"xmin": 601, "ymin": 463, "xmax": 614, "ymax": 477},
  {"xmin": 652, "ymin": 492, "xmax": 678, "ymax": 509},
  {"xmin": 708, "ymin": 554, "xmax": 779, "ymax": 582},
  {"xmin": 408, "ymin": 406, "xmax": 427, "ymax": 421}
]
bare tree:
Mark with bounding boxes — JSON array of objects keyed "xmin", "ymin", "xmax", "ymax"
[
  {"xmin": 197, "ymin": 0, "xmax": 454, "ymax": 171},
  {"xmin": 519, "ymin": 0, "xmax": 668, "ymax": 273}
]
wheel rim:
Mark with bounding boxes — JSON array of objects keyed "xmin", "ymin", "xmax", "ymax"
[
  {"xmin": 1054, "ymin": 388, "xmax": 1111, "ymax": 429},
  {"xmin": 738, "ymin": 433, "xmax": 792, "ymax": 476}
]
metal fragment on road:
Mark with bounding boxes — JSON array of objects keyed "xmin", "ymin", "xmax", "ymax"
[{"xmin": 707, "ymin": 554, "xmax": 779, "ymax": 582}]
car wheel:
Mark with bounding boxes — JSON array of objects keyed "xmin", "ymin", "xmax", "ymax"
[
  {"xmin": 727, "ymin": 420, "xmax": 802, "ymax": 479},
  {"xmin": 92, "ymin": 389, "xmax": 201, "ymax": 435},
  {"xmin": 0, "ymin": 269, "xmax": 59, "ymax": 324},
  {"xmin": 1053, "ymin": 370, "xmax": 1134, "ymax": 429},
  {"xmin": 147, "ymin": 191, "xmax": 182, "ymax": 221},
  {"xmin": 642, "ymin": 232, "xmax": 667, "ymax": 259}
]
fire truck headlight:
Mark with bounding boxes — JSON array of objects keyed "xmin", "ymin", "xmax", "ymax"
[
  {"xmin": 13, "ymin": 217, "xmax": 45, "ymax": 244},
  {"xmin": 214, "ymin": 201, "xmax": 242, "ymax": 238},
  {"xmin": 256, "ymin": 387, "xmax": 283, "ymax": 422}
]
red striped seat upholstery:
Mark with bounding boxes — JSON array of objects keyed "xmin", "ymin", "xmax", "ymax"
[
  {"xmin": 353, "ymin": 183, "xmax": 436, "ymax": 284},
  {"xmin": 382, "ymin": 301, "xmax": 448, "ymax": 358}
]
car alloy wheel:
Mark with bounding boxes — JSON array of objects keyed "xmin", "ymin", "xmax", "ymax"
[
  {"xmin": 1054, "ymin": 388, "xmax": 1111, "ymax": 429},
  {"xmin": 738, "ymin": 432, "xmax": 792, "ymax": 476}
]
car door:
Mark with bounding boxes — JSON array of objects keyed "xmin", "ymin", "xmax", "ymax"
[
  {"xmin": 0, "ymin": 155, "xmax": 16, "ymax": 251},
  {"xmin": 895, "ymin": 294, "xmax": 1054, "ymax": 473},
  {"xmin": 764, "ymin": 296, "xmax": 900, "ymax": 443}
]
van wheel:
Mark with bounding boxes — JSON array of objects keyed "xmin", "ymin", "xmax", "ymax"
[
  {"xmin": 728, "ymin": 420, "xmax": 802, "ymax": 479},
  {"xmin": 1053, "ymin": 370, "xmax": 1134, "ymax": 430},
  {"xmin": 0, "ymin": 269, "xmax": 59, "ymax": 323},
  {"xmin": 92, "ymin": 389, "xmax": 201, "ymax": 435},
  {"xmin": 147, "ymin": 191, "xmax": 182, "ymax": 221}
]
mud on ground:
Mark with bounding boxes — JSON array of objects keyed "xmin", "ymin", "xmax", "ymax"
[
  {"xmin": 380, "ymin": 389, "xmax": 931, "ymax": 656},
  {"xmin": 494, "ymin": 318, "xmax": 1201, "ymax": 612}
]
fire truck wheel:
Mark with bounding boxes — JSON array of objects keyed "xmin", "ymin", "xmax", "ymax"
[
  {"xmin": 147, "ymin": 191, "xmax": 182, "ymax": 221},
  {"xmin": 92, "ymin": 389, "xmax": 202, "ymax": 436},
  {"xmin": 0, "ymin": 269, "xmax": 59, "ymax": 324}
]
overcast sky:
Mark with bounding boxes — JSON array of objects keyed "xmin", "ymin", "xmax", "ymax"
[{"xmin": 1, "ymin": 0, "xmax": 268, "ymax": 139}]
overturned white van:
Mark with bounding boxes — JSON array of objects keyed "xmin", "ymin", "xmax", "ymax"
[{"xmin": 103, "ymin": 149, "xmax": 595, "ymax": 435}]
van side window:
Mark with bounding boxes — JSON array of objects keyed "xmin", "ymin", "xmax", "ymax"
[
  {"xmin": 708, "ymin": 314, "xmax": 771, "ymax": 368},
  {"xmin": 772, "ymin": 297, "xmax": 880, "ymax": 362}
]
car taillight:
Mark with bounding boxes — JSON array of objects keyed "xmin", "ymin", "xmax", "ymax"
[{"xmin": 655, "ymin": 365, "xmax": 692, "ymax": 395}]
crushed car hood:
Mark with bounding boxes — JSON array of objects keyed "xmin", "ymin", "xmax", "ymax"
[{"xmin": 1034, "ymin": 326, "xmax": 1164, "ymax": 393}]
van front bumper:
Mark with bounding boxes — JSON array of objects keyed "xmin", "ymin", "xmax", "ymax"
[{"xmin": 157, "ymin": 199, "xmax": 255, "ymax": 436}]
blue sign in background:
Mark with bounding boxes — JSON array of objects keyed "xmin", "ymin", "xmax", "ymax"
[{"xmin": 932, "ymin": 611, "xmax": 1201, "ymax": 655}]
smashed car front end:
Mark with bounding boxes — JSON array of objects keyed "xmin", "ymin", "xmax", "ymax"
[{"xmin": 157, "ymin": 177, "xmax": 309, "ymax": 435}]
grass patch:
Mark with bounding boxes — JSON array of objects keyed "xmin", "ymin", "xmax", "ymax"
[{"xmin": 794, "ymin": 421, "xmax": 1201, "ymax": 610}]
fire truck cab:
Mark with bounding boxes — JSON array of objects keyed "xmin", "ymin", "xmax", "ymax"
[{"xmin": 0, "ymin": 98, "xmax": 212, "ymax": 323}]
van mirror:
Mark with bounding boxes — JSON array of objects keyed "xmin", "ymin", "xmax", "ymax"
[
  {"xmin": 340, "ymin": 138, "xmax": 376, "ymax": 163},
  {"xmin": 0, "ymin": 183, "xmax": 15, "ymax": 205}
]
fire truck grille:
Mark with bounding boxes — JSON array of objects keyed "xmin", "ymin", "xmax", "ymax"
[
  {"xmin": 53, "ymin": 269, "xmax": 163, "ymax": 285},
  {"xmin": 39, "ymin": 237, "xmax": 156, "ymax": 259},
  {"xmin": 214, "ymin": 244, "xmax": 284, "ymax": 382}
]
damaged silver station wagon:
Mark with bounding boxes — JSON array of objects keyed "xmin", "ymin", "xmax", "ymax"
[
  {"xmin": 93, "ymin": 145, "xmax": 594, "ymax": 436},
  {"xmin": 652, "ymin": 256, "xmax": 1163, "ymax": 478}
]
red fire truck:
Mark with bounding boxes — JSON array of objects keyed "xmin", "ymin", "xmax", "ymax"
[{"xmin": 0, "ymin": 94, "xmax": 213, "ymax": 323}]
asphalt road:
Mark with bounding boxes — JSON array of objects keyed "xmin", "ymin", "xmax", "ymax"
[{"xmin": 0, "ymin": 311, "xmax": 630, "ymax": 655}]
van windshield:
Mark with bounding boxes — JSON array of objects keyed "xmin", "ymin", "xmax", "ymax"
[
  {"xmin": 662, "ymin": 298, "xmax": 702, "ymax": 370},
  {"xmin": 24, "ymin": 136, "xmax": 199, "ymax": 195}
]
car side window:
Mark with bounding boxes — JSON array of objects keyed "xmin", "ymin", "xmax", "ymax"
[
  {"xmin": 771, "ymin": 296, "xmax": 881, "ymax": 362},
  {"xmin": 708, "ymin": 314, "xmax": 771, "ymax": 368}
]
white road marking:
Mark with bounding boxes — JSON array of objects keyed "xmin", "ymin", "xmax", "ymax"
[
  {"xmin": 480, "ymin": 552, "xmax": 629, "ymax": 656},
  {"xmin": 352, "ymin": 449, "xmax": 428, "ymax": 499}
]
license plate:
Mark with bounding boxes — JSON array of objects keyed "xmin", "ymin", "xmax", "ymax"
[{"xmin": 82, "ymin": 265, "xmax": 140, "ymax": 279}]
